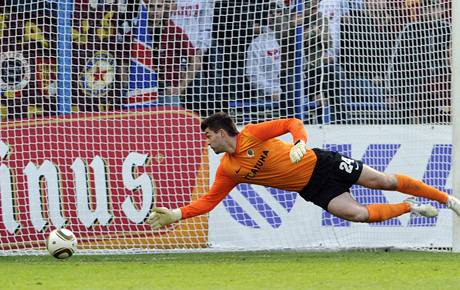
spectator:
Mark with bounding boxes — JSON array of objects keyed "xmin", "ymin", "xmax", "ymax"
[
  {"xmin": 340, "ymin": 0, "xmax": 394, "ymax": 109},
  {"xmin": 304, "ymin": 58, "xmax": 345, "ymax": 124},
  {"xmin": 419, "ymin": 0, "xmax": 451, "ymax": 123},
  {"xmin": 272, "ymin": 0, "xmax": 304, "ymax": 119},
  {"xmin": 205, "ymin": 1, "xmax": 257, "ymax": 123},
  {"xmin": 147, "ymin": 0, "xmax": 201, "ymax": 102},
  {"xmin": 387, "ymin": 0, "xmax": 451, "ymax": 124},
  {"xmin": 304, "ymin": 0, "xmax": 347, "ymax": 124},
  {"xmin": 168, "ymin": 0, "xmax": 214, "ymax": 115},
  {"xmin": 317, "ymin": 0, "xmax": 351, "ymax": 59},
  {"xmin": 73, "ymin": 2, "xmax": 127, "ymax": 113},
  {"xmin": 303, "ymin": 0, "xmax": 325, "ymax": 68},
  {"xmin": 169, "ymin": 0, "xmax": 215, "ymax": 53},
  {"xmin": 245, "ymin": 4, "xmax": 282, "ymax": 103}
]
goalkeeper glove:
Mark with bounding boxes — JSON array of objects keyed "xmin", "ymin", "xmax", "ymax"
[
  {"xmin": 290, "ymin": 140, "xmax": 307, "ymax": 164},
  {"xmin": 146, "ymin": 207, "xmax": 182, "ymax": 230}
]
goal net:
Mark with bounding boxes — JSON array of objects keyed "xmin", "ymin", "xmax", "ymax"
[{"xmin": 0, "ymin": 0, "xmax": 453, "ymax": 254}]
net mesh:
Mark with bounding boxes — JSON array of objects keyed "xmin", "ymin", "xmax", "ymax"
[{"xmin": 0, "ymin": 0, "xmax": 453, "ymax": 254}]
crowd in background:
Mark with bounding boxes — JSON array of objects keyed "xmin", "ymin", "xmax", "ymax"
[
  {"xmin": 0, "ymin": 0, "xmax": 452, "ymax": 125},
  {"xmin": 305, "ymin": 0, "xmax": 451, "ymax": 124}
]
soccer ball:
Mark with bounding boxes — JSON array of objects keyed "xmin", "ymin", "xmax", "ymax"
[{"xmin": 46, "ymin": 229, "xmax": 77, "ymax": 259}]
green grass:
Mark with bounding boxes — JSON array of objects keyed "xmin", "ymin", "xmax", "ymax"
[{"xmin": 1, "ymin": 251, "xmax": 459, "ymax": 290}]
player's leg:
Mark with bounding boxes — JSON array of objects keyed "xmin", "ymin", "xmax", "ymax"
[
  {"xmin": 305, "ymin": 149, "xmax": 426, "ymax": 222},
  {"xmin": 327, "ymin": 191, "xmax": 413, "ymax": 222},
  {"xmin": 356, "ymin": 164, "xmax": 448, "ymax": 202},
  {"xmin": 327, "ymin": 191, "xmax": 439, "ymax": 222},
  {"xmin": 355, "ymin": 164, "xmax": 460, "ymax": 216},
  {"xmin": 326, "ymin": 192, "xmax": 369, "ymax": 222}
]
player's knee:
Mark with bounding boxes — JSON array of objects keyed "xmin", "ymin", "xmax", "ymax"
[
  {"xmin": 388, "ymin": 174, "xmax": 398, "ymax": 189},
  {"xmin": 372, "ymin": 173, "xmax": 397, "ymax": 190},
  {"xmin": 381, "ymin": 174, "xmax": 397, "ymax": 190},
  {"xmin": 339, "ymin": 209, "xmax": 368, "ymax": 222},
  {"xmin": 350, "ymin": 210, "xmax": 369, "ymax": 222}
]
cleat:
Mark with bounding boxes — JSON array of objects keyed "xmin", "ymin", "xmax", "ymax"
[
  {"xmin": 404, "ymin": 197, "xmax": 438, "ymax": 218},
  {"xmin": 446, "ymin": 196, "xmax": 460, "ymax": 217}
]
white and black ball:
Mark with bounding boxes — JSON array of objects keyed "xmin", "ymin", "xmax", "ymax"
[{"xmin": 46, "ymin": 229, "xmax": 77, "ymax": 259}]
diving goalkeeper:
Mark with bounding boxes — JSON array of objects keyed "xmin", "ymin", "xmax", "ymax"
[{"xmin": 147, "ymin": 112, "xmax": 460, "ymax": 229}]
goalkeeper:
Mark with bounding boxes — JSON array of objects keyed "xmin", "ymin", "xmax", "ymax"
[{"xmin": 147, "ymin": 112, "xmax": 460, "ymax": 229}]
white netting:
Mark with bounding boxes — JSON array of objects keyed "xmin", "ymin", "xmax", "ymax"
[{"xmin": 0, "ymin": 0, "xmax": 453, "ymax": 254}]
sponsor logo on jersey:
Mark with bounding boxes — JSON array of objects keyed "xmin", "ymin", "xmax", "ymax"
[
  {"xmin": 244, "ymin": 150, "xmax": 269, "ymax": 180},
  {"xmin": 80, "ymin": 51, "xmax": 115, "ymax": 97},
  {"xmin": 247, "ymin": 149, "xmax": 255, "ymax": 158},
  {"xmin": 0, "ymin": 51, "xmax": 31, "ymax": 91}
]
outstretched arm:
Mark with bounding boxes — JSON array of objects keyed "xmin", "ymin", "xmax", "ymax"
[
  {"xmin": 147, "ymin": 167, "xmax": 237, "ymax": 229},
  {"xmin": 180, "ymin": 169, "xmax": 236, "ymax": 219}
]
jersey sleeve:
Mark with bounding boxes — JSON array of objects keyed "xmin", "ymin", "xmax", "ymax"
[
  {"xmin": 245, "ymin": 118, "xmax": 307, "ymax": 144},
  {"xmin": 180, "ymin": 165, "xmax": 237, "ymax": 219}
]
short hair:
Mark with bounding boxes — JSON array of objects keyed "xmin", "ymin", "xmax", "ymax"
[{"xmin": 201, "ymin": 112, "xmax": 239, "ymax": 137}]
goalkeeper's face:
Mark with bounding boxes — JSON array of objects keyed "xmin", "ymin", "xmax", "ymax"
[{"xmin": 204, "ymin": 128, "xmax": 227, "ymax": 154}]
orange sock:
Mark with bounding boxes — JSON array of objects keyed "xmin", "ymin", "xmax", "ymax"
[
  {"xmin": 395, "ymin": 174, "xmax": 449, "ymax": 204},
  {"xmin": 366, "ymin": 203, "xmax": 410, "ymax": 222}
]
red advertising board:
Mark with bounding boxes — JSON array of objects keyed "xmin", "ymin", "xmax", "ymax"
[{"xmin": 0, "ymin": 107, "xmax": 208, "ymax": 249}]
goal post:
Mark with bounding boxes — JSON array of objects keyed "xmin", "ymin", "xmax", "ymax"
[
  {"xmin": 451, "ymin": 0, "xmax": 460, "ymax": 253},
  {"xmin": 0, "ymin": 0, "xmax": 455, "ymax": 254}
]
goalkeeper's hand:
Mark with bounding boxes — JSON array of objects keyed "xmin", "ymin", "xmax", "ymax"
[
  {"xmin": 290, "ymin": 140, "xmax": 307, "ymax": 164},
  {"xmin": 146, "ymin": 207, "xmax": 182, "ymax": 230}
]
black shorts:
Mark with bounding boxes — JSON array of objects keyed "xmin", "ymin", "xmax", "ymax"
[{"xmin": 298, "ymin": 148, "xmax": 363, "ymax": 211}]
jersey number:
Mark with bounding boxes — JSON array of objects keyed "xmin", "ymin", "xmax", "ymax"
[{"xmin": 339, "ymin": 156, "xmax": 355, "ymax": 173}]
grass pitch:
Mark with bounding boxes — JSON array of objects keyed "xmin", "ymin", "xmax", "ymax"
[{"xmin": 1, "ymin": 251, "xmax": 459, "ymax": 290}]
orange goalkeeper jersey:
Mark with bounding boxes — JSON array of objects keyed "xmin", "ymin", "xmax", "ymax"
[{"xmin": 180, "ymin": 118, "xmax": 317, "ymax": 219}]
